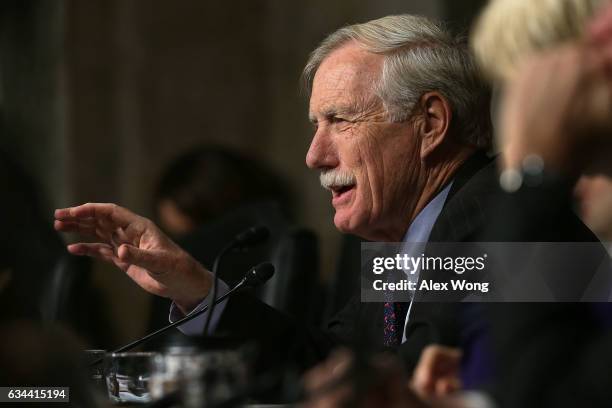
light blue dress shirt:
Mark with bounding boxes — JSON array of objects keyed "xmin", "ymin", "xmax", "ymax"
[{"xmin": 400, "ymin": 182, "xmax": 453, "ymax": 342}]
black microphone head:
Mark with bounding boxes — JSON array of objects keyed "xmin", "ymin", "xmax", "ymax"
[
  {"xmin": 244, "ymin": 262, "xmax": 275, "ymax": 287},
  {"xmin": 234, "ymin": 226, "xmax": 270, "ymax": 248}
]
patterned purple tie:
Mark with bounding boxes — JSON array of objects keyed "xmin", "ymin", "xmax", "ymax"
[{"xmin": 383, "ymin": 301, "xmax": 409, "ymax": 347}]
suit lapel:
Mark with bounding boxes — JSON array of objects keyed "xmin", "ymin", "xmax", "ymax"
[
  {"xmin": 407, "ymin": 153, "xmax": 497, "ymax": 340},
  {"xmin": 428, "ymin": 153, "xmax": 496, "ymax": 243}
]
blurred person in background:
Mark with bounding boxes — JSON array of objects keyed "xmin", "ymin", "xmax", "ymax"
[
  {"xmin": 472, "ymin": 0, "xmax": 612, "ymax": 227},
  {"xmin": 475, "ymin": 6, "xmax": 612, "ymax": 403},
  {"xmin": 405, "ymin": 1, "xmax": 612, "ymax": 408},
  {"xmin": 154, "ymin": 145, "xmax": 294, "ymax": 239}
]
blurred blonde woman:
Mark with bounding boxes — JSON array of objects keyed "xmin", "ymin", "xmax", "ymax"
[
  {"xmin": 472, "ymin": 0, "xmax": 612, "ymax": 242},
  {"xmin": 412, "ymin": 2, "xmax": 612, "ymax": 407},
  {"xmin": 472, "ymin": 0, "xmax": 605, "ymax": 82}
]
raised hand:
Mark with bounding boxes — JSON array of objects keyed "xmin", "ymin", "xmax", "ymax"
[{"xmin": 54, "ymin": 203, "xmax": 211, "ymax": 312}]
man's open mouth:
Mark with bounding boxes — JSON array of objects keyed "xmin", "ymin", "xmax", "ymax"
[{"xmin": 331, "ymin": 184, "xmax": 356, "ymax": 203}]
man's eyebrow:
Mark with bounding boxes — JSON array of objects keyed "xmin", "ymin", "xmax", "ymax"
[{"xmin": 311, "ymin": 105, "xmax": 360, "ymax": 121}]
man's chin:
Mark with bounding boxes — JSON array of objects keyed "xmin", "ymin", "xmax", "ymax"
[{"xmin": 333, "ymin": 209, "xmax": 361, "ymax": 235}]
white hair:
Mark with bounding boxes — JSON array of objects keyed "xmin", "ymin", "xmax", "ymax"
[
  {"xmin": 303, "ymin": 14, "xmax": 492, "ymax": 149},
  {"xmin": 472, "ymin": 0, "xmax": 606, "ymax": 82}
]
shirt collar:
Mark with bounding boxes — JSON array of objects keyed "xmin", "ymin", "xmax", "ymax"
[{"xmin": 402, "ymin": 181, "xmax": 453, "ymax": 243}]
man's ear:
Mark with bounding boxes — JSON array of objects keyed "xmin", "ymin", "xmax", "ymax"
[{"xmin": 417, "ymin": 91, "xmax": 452, "ymax": 160}]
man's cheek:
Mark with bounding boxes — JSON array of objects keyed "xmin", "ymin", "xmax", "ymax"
[
  {"xmin": 353, "ymin": 184, "xmax": 373, "ymax": 217},
  {"xmin": 342, "ymin": 131, "xmax": 365, "ymax": 168}
]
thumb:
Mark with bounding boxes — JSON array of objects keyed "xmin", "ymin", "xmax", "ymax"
[{"xmin": 118, "ymin": 244, "xmax": 171, "ymax": 273}]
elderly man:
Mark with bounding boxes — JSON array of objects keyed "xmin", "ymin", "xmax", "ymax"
[{"xmin": 55, "ymin": 15, "xmax": 494, "ymax": 373}]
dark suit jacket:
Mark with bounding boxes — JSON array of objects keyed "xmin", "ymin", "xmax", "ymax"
[{"xmin": 213, "ymin": 152, "xmax": 603, "ymax": 380}]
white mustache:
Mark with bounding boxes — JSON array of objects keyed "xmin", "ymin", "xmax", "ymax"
[{"xmin": 320, "ymin": 170, "xmax": 356, "ymax": 190}]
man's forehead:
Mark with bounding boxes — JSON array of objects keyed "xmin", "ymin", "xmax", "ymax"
[{"xmin": 309, "ymin": 43, "xmax": 383, "ymax": 116}]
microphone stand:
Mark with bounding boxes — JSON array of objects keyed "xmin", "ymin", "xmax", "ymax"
[
  {"xmin": 202, "ymin": 241, "xmax": 233, "ymax": 335},
  {"xmin": 204, "ymin": 226, "xmax": 269, "ymax": 334},
  {"xmin": 88, "ymin": 262, "xmax": 273, "ymax": 367}
]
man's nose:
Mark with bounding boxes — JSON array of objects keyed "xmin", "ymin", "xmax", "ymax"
[{"xmin": 306, "ymin": 130, "xmax": 338, "ymax": 170}]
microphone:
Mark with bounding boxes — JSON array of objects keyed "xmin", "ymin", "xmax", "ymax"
[
  {"xmin": 243, "ymin": 262, "xmax": 274, "ymax": 286},
  {"xmin": 203, "ymin": 226, "xmax": 269, "ymax": 334},
  {"xmin": 89, "ymin": 262, "xmax": 275, "ymax": 366}
]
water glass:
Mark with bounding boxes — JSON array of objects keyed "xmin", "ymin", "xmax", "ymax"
[{"xmin": 104, "ymin": 352, "xmax": 158, "ymax": 404}]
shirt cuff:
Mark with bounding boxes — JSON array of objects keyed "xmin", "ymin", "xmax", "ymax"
[{"xmin": 168, "ymin": 279, "xmax": 230, "ymax": 336}]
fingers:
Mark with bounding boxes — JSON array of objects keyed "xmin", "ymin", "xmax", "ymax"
[
  {"xmin": 411, "ymin": 364, "xmax": 436, "ymax": 399},
  {"xmin": 434, "ymin": 376, "xmax": 461, "ymax": 397},
  {"xmin": 55, "ymin": 203, "xmax": 147, "ymax": 247},
  {"xmin": 411, "ymin": 345, "xmax": 462, "ymax": 400},
  {"xmin": 68, "ymin": 242, "xmax": 176, "ymax": 288},
  {"xmin": 117, "ymin": 244, "xmax": 172, "ymax": 275},
  {"xmin": 302, "ymin": 350, "xmax": 354, "ymax": 408},
  {"xmin": 55, "ymin": 217, "xmax": 129, "ymax": 244},
  {"xmin": 422, "ymin": 345, "xmax": 462, "ymax": 379},
  {"xmin": 303, "ymin": 349, "xmax": 352, "ymax": 396},
  {"xmin": 55, "ymin": 203, "xmax": 136, "ymax": 228},
  {"xmin": 69, "ymin": 242, "xmax": 113, "ymax": 261},
  {"xmin": 54, "ymin": 219, "xmax": 97, "ymax": 237}
]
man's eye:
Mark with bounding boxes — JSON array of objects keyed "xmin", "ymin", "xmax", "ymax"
[{"xmin": 329, "ymin": 116, "xmax": 347, "ymax": 124}]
